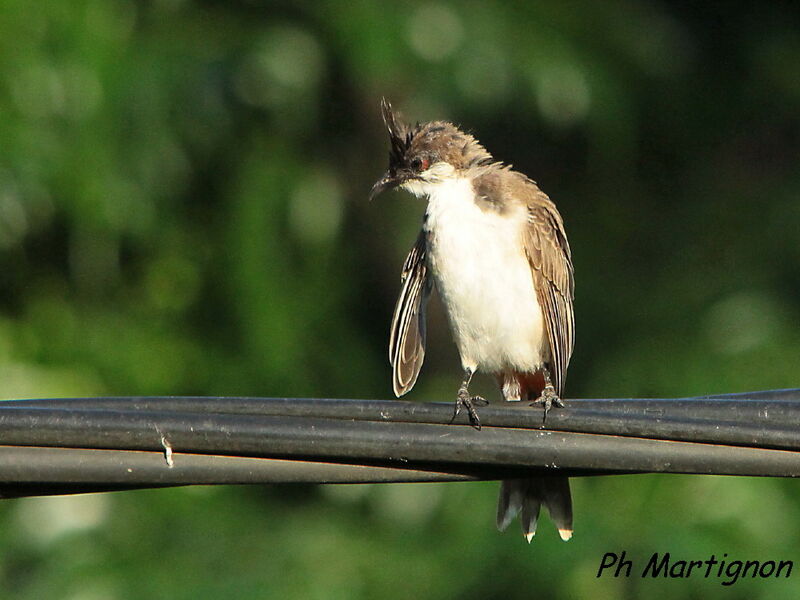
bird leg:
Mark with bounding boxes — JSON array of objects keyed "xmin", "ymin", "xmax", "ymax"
[
  {"xmin": 452, "ymin": 368, "xmax": 488, "ymax": 430},
  {"xmin": 531, "ymin": 368, "xmax": 564, "ymax": 426}
]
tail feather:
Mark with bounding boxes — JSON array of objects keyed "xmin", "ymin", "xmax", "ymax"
[
  {"xmin": 496, "ymin": 479, "xmax": 526, "ymax": 531},
  {"xmin": 541, "ymin": 476, "xmax": 573, "ymax": 541},
  {"xmin": 497, "ymin": 476, "xmax": 572, "ymax": 542},
  {"xmin": 520, "ymin": 483, "xmax": 542, "ymax": 543}
]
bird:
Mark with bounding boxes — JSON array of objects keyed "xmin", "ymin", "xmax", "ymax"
[{"xmin": 370, "ymin": 99, "xmax": 575, "ymax": 542}]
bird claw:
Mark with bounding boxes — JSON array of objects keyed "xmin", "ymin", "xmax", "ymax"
[
  {"xmin": 452, "ymin": 387, "xmax": 487, "ymax": 430},
  {"xmin": 530, "ymin": 384, "xmax": 564, "ymax": 426}
]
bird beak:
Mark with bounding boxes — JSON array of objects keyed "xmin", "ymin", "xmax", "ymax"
[{"xmin": 369, "ymin": 172, "xmax": 399, "ymax": 201}]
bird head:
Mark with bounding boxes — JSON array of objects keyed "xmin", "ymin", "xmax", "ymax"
[{"xmin": 370, "ymin": 98, "xmax": 494, "ymax": 200}]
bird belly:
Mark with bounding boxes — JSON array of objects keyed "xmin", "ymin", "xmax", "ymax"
[{"xmin": 424, "ymin": 179, "xmax": 546, "ymax": 374}]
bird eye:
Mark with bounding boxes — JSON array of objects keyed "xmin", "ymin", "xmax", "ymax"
[{"xmin": 411, "ymin": 157, "xmax": 430, "ymax": 171}]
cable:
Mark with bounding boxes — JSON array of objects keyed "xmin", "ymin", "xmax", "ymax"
[{"xmin": 0, "ymin": 390, "xmax": 798, "ymax": 498}]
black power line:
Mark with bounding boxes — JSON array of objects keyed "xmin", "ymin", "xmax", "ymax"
[{"xmin": 0, "ymin": 389, "xmax": 798, "ymax": 498}]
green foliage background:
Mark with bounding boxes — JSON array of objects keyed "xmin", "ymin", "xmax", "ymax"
[{"xmin": 1, "ymin": 1, "xmax": 799, "ymax": 598}]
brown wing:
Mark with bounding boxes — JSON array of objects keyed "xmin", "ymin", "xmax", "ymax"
[
  {"xmin": 389, "ymin": 229, "xmax": 432, "ymax": 397},
  {"xmin": 522, "ymin": 186, "xmax": 574, "ymax": 396}
]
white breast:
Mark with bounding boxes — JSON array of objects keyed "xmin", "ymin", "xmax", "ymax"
[{"xmin": 423, "ymin": 177, "xmax": 546, "ymax": 375}]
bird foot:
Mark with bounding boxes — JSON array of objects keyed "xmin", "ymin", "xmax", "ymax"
[
  {"xmin": 452, "ymin": 387, "xmax": 488, "ymax": 430},
  {"xmin": 530, "ymin": 384, "xmax": 564, "ymax": 426}
]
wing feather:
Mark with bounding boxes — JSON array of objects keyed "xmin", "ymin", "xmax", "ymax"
[
  {"xmin": 523, "ymin": 190, "xmax": 574, "ymax": 396},
  {"xmin": 389, "ymin": 230, "xmax": 432, "ymax": 397}
]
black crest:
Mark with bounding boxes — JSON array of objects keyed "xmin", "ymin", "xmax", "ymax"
[{"xmin": 381, "ymin": 98, "xmax": 414, "ymax": 167}]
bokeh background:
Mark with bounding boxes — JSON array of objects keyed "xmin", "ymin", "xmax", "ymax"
[{"xmin": 1, "ymin": 0, "xmax": 799, "ymax": 598}]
